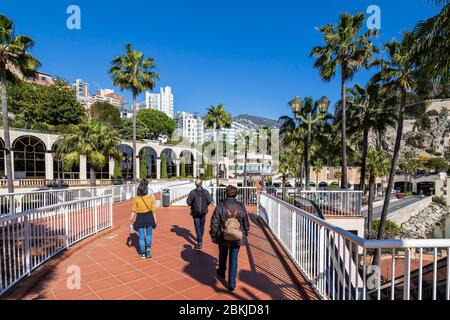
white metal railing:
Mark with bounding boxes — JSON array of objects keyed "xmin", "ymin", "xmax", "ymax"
[
  {"xmin": 0, "ymin": 180, "xmax": 194, "ymax": 216},
  {"xmin": 167, "ymin": 185, "xmax": 258, "ymax": 207},
  {"xmin": 0, "ymin": 184, "xmax": 138, "ymax": 216},
  {"xmin": 258, "ymin": 192, "xmax": 450, "ymax": 300},
  {"xmin": 263, "ymin": 187, "xmax": 363, "ymax": 216},
  {"xmin": 0, "ymin": 195, "xmax": 113, "ymax": 296}
]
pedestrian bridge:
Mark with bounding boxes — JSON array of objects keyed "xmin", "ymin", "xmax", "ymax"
[{"xmin": 1, "ymin": 184, "xmax": 449, "ymax": 300}]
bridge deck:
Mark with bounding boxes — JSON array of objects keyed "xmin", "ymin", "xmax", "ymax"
[{"xmin": 18, "ymin": 202, "xmax": 315, "ymax": 300}]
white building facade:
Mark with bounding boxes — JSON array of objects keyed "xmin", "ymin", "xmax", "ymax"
[
  {"xmin": 71, "ymin": 79, "xmax": 91, "ymax": 109},
  {"xmin": 145, "ymin": 86, "xmax": 174, "ymax": 118},
  {"xmin": 174, "ymin": 112, "xmax": 204, "ymax": 145}
]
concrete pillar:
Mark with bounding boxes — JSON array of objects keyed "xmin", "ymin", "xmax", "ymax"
[
  {"xmin": 175, "ymin": 160, "xmax": 180, "ymax": 177},
  {"xmin": 80, "ymin": 155, "xmax": 87, "ymax": 180},
  {"xmin": 135, "ymin": 157, "xmax": 140, "ymax": 180},
  {"xmin": 10, "ymin": 151, "xmax": 15, "ymax": 179},
  {"xmin": 109, "ymin": 158, "xmax": 115, "ymax": 178},
  {"xmin": 45, "ymin": 153, "xmax": 53, "ymax": 180},
  {"xmin": 156, "ymin": 158, "xmax": 161, "ymax": 180},
  {"xmin": 193, "ymin": 159, "xmax": 197, "ymax": 179}
]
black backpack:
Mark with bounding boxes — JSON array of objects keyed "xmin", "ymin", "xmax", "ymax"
[{"xmin": 192, "ymin": 189, "xmax": 208, "ymax": 217}]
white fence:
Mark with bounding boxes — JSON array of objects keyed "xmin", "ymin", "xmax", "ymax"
[
  {"xmin": 259, "ymin": 192, "xmax": 450, "ymax": 300},
  {"xmin": 264, "ymin": 187, "xmax": 363, "ymax": 216},
  {"xmin": 167, "ymin": 186, "xmax": 258, "ymax": 207},
  {"xmin": 0, "ymin": 195, "xmax": 113, "ymax": 296},
  {"xmin": 0, "ymin": 181, "xmax": 194, "ymax": 216}
]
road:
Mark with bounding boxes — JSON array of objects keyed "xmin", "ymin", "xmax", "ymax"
[{"xmin": 363, "ymin": 196, "xmax": 426, "ymax": 219}]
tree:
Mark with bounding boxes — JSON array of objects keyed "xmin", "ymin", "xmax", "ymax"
[
  {"xmin": 366, "ymin": 148, "xmax": 390, "ymax": 238},
  {"xmin": 56, "ymin": 120, "xmax": 121, "ymax": 186},
  {"xmin": 413, "ymin": 1, "xmax": 449, "ymax": 89},
  {"xmin": 310, "ymin": 12, "xmax": 379, "ymax": 189},
  {"xmin": 399, "ymin": 151, "xmax": 419, "ymax": 192},
  {"xmin": 113, "ymin": 159, "xmax": 122, "ymax": 178},
  {"xmin": 161, "ymin": 153, "xmax": 168, "ymax": 180},
  {"xmin": 110, "ymin": 44, "xmax": 159, "ymax": 182},
  {"xmin": 0, "ymin": 14, "xmax": 40, "ymax": 193},
  {"xmin": 313, "ymin": 159, "xmax": 324, "ymax": 186},
  {"xmin": 180, "ymin": 158, "xmax": 186, "ymax": 178},
  {"xmin": 90, "ymin": 101, "xmax": 122, "ymax": 128},
  {"xmin": 204, "ymin": 104, "xmax": 232, "ymax": 186},
  {"xmin": 140, "ymin": 149, "xmax": 148, "ymax": 179},
  {"xmin": 346, "ymin": 82, "xmax": 397, "ymax": 192},
  {"xmin": 7, "ymin": 79, "xmax": 86, "ymax": 132},
  {"xmin": 427, "ymin": 157, "xmax": 449, "ymax": 173},
  {"xmin": 136, "ymin": 109, "xmax": 176, "ymax": 140},
  {"xmin": 371, "ymin": 32, "xmax": 417, "ymax": 265}
]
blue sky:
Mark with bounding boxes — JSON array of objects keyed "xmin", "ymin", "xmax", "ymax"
[{"xmin": 0, "ymin": 0, "xmax": 441, "ymax": 120}]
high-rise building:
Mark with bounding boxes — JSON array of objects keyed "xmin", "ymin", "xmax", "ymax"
[
  {"xmin": 93, "ymin": 89, "xmax": 125, "ymax": 108},
  {"xmin": 174, "ymin": 112, "xmax": 204, "ymax": 145},
  {"xmin": 71, "ymin": 79, "xmax": 92, "ymax": 109},
  {"xmin": 145, "ymin": 86, "xmax": 174, "ymax": 118},
  {"xmin": 204, "ymin": 121, "xmax": 251, "ymax": 145}
]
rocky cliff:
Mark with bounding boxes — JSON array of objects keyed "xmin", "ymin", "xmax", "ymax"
[{"xmin": 400, "ymin": 203, "xmax": 450, "ymax": 239}]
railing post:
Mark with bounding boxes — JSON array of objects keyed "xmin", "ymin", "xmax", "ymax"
[
  {"xmin": 277, "ymin": 202, "xmax": 281, "ymax": 237},
  {"xmin": 403, "ymin": 248, "xmax": 411, "ymax": 300},
  {"xmin": 110, "ymin": 196, "xmax": 114, "ymax": 227},
  {"xmin": 291, "ymin": 210, "xmax": 297, "ymax": 261},
  {"xmin": 24, "ymin": 215, "xmax": 31, "ymax": 275},
  {"xmin": 94, "ymin": 198, "xmax": 99, "ymax": 234},
  {"xmin": 318, "ymin": 225, "xmax": 326, "ymax": 297},
  {"xmin": 64, "ymin": 204, "xmax": 70, "ymax": 249}
]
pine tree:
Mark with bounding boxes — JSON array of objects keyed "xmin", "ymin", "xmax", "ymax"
[
  {"xmin": 161, "ymin": 153, "xmax": 168, "ymax": 179},
  {"xmin": 140, "ymin": 150, "xmax": 148, "ymax": 179},
  {"xmin": 180, "ymin": 159, "xmax": 186, "ymax": 178}
]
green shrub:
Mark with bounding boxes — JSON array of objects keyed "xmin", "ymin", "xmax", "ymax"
[
  {"xmin": 371, "ymin": 220, "xmax": 400, "ymax": 240},
  {"xmin": 432, "ymin": 196, "xmax": 447, "ymax": 207}
]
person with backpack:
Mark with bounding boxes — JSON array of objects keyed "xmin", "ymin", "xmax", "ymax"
[
  {"xmin": 130, "ymin": 184, "xmax": 157, "ymax": 259},
  {"xmin": 186, "ymin": 179, "xmax": 213, "ymax": 250},
  {"xmin": 209, "ymin": 185, "xmax": 250, "ymax": 292}
]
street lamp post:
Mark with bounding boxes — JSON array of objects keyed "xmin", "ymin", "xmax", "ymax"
[{"xmin": 289, "ymin": 96, "xmax": 330, "ymax": 190}]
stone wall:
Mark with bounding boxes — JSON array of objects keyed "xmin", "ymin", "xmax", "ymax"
[{"xmin": 400, "ymin": 202, "xmax": 450, "ymax": 239}]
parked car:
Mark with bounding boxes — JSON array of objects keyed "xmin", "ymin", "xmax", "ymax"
[{"xmin": 395, "ymin": 193, "xmax": 406, "ymax": 199}]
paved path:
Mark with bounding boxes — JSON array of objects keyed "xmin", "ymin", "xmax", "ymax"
[
  {"xmin": 363, "ymin": 197, "xmax": 424, "ymax": 219},
  {"xmin": 21, "ymin": 202, "xmax": 308, "ymax": 300}
]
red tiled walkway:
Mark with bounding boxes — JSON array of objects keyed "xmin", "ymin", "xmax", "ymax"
[{"xmin": 21, "ymin": 202, "xmax": 307, "ymax": 300}]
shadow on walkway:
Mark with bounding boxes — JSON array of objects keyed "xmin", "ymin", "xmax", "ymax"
[
  {"xmin": 170, "ymin": 225, "xmax": 197, "ymax": 247},
  {"xmin": 125, "ymin": 233, "xmax": 140, "ymax": 255}
]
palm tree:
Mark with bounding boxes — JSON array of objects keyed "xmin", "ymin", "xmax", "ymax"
[
  {"xmin": 0, "ymin": 15, "xmax": 40, "ymax": 193},
  {"xmin": 313, "ymin": 159, "xmax": 324, "ymax": 186},
  {"xmin": 371, "ymin": 32, "xmax": 417, "ymax": 265},
  {"xmin": 109, "ymin": 44, "xmax": 159, "ymax": 182},
  {"xmin": 310, "ymin": 12, "xmax": 379, "ymax": 189},
  {"xmin": 413, "ymin": 1, "xmax": 449, "ymax": 86},
  {"xmin": 347, "ymin": 83, "xmax": 397, "ymax": 192},
  {"xmin": 366, "ymin": 148, "xmax": 390, "ymax": 238},
  {"xmin": 56, "ymin": 120, "xmax": 121, "ymax": 187},
  {"xmin": 204, "ymin": 104, "xmax": 232, "ymax": 186}
]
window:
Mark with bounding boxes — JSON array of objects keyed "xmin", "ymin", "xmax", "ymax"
[{"xmin": 13, "ymin": 136, "xmax": 46, "ymax": 179}]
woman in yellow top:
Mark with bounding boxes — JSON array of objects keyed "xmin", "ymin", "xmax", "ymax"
[{"xmin": 130, "ymin": 184, "xmax": 157, "ymax": 259}]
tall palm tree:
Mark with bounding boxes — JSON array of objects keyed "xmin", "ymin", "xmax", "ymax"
[
  {"xmin": 109, "ymin": 44, "xmax": 159, "ymax": 182},
  {"xmin": 347, "ymin": 83, "xmax": 397, "ymax": 192},
  {"xmin": 371, "ymin": 32, "xmax": 417, "ymax": 265},
  {"xmin": 204, "ymin": 104, "xmax": 232, "ymax": 186},
  {"xmin": 56, "ymin": 120, "xmax": 121, "ymax": 187},
  {"xmin": 0, "ymin": 15, "xmax": 40, "ymax": 193},
  {"xmin": 413, "ymin": 1, "xmax": 449, "ymax": 86},
  {"xmin": 310, "ymin": 12, "xmax": 379, "ymax": 189},
  {"xmin": 313, "ymin": 159, "xmax": 324, "ymax": 186},
  {"xmin": 366, "ymin": 148, "xmax": 390, "ymax": 238}
]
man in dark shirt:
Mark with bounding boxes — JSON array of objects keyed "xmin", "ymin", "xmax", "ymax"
[{"xmin": 187, "ymin": 180, "xmax": 212, "ymax": 250}]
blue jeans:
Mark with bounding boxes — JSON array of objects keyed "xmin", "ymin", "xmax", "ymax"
[
  {"xmin": 138, "ymin": 227, "xmax": 153, "ymax": 255},
  {"xmin": 193, "ymin": 216, "xmax": 206, "ymax": 244},
  {"xmin": 218, "ymin": 245, "xmax": 240, "ymax": 289}
]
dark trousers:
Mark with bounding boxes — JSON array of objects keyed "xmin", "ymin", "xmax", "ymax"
[
  {"xmin": 193, "ymin": 216, "xmax": 206, "ymax": 244},
  {"xmin": 218, "ymin": 244, "xmax": 240, "ymax": 289}
]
